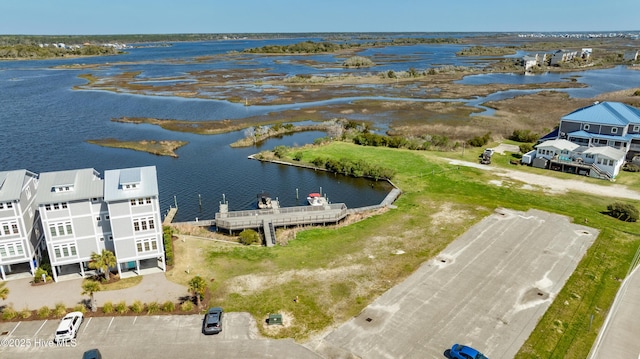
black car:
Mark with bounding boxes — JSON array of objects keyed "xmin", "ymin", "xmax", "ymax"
[
  {"xmin": 82, "ymin": 349, "xmax": 102, "ymax": 359},
  {"xmin": 202, "ymin": 307, "xmax": 223, "ymax": 335}
]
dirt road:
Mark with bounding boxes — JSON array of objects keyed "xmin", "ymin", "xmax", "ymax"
[{"xmin": 449, "ymin": 159, "xmax": 640, "ymax": 200}]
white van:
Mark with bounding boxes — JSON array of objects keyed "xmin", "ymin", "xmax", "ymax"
[{"xmin": 54, "ymin": 311, "xmax": 84, "ymax": 343}]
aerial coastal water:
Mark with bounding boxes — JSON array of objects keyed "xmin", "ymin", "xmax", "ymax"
[{"xmin": 2, "ymin": 36, "xmax": 640, "ymax": 221}]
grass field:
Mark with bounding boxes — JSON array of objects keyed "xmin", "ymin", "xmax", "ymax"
[{"xmin": 169, "ymin": 141, "xmax": 640, "ymax": 357}]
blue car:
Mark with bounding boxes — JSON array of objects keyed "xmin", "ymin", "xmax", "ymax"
[{"xmin": 450, "ymin": 344, "xmax": 488, "ymax": 359}]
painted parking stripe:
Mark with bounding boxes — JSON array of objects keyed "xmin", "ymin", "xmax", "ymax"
[
  {"xmin": 132, "ymin": 316, "xmax": 137, "ymax": 326},
  {"xmin": 32, "ymin": 320, "xmax": 47, "ymax": 338},
  {"xmin": 105, "ymin": 317, "xmax": 114, "ymax": 335},
  {"xmin": 82, "ymin": 317, "xmax": 92, "ymax": 334},
  {"xmin": 8, "ymin": 322, "xmax": 21, "ymax": 336}
]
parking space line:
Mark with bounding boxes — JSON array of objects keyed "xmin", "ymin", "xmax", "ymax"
[
  {"xmin": 105, "ymin": 317, "xmax": 114, "ymax": 335},
  {"xmin": 8, "ymin": 322, "xmax": 21, "ymax": 336},
  {"xmin": 132, "ymin": 316, "xmax": 137, "ymax": 326},
  {"xmin": 82, "ymin": 317, "xmax": 92, "ymax": 334},
  {"xmin": 32, "ymin": 320, "xmax": 47, "ymax": 338}
]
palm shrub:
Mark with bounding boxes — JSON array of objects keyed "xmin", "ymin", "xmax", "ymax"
[
  {"xmin": 89, "ymin": 249, "xmax": 117, "ymax": 281},
  {"xmin": 188, "ymin": 275, "xmax": 208, "ymax": 308}
]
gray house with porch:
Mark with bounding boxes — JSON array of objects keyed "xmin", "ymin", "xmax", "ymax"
[
  {"xmin": 37, "ymin": 168, "xmax": 111, "ymax": 282},
  {"xmin": 0, "ymin": 170, "xmax": 43, "ymax": 280},
  {"xmin": 104, "ymin": 166, "xmax": 165, "ymax": 276}
]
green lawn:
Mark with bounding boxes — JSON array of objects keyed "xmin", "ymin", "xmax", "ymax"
[{"xmin": 176, "ymin": 141, "xmax": 640, "ymax": 356}]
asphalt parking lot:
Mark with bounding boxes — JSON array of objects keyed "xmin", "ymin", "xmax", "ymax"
[
  {"xmin": 0, "ymin": 313, "xmax": 322, "ymax": 359},
  {"xmin": 316, "ymin": 208, "xmax": 598, "ymax": 359}
]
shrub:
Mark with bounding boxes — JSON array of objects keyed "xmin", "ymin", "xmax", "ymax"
[
  {"xmin": 34, "ymin": 267, "xmax": 52, "ymax": 283},
  {"xmin": 161, "ymin": 301, "xmax": 175, "ymax": 312},
  {"xmin": 292, "ymin": 152, "xmax": 303, "ymax": 161},
  {"xmin": 633, "ymin": 89, "xmax": 640, "ymax": 96},
  {"xmin": 115, "ymin": 301, "xmax": 129, "ymax": 314},
  {"xmin": 239, "ymin": 229, "xmax": 260, "ymax": 245},
  {"xmin": 73, "ymin": 304, "xmax": 86, "ymax": 314},
  {"xmin": 519, "ymin": 143, "xmax": 534, "ymax": 154},
  {"xmin": 37, "ymin": 306, "xmax": 51, "ymax": 319},
  {"xmin": 510, "ymin": 129, "xmax": 539, "ymax": 143},
  {"xmin": 102, "ymin": 301, "xmax": 114, "ymax": 314},
  {"xmin": 342, "ymin": 56, "xmax": 374, "ymax": 68},
  {"xmin": 20, "ymin": 308, "xmax": 32, "ymax": 319},
  {"xmin": 2, "ymin": 306, "xmax": 18, "ymax": 320},
  {"xmin": 147, "ymin": 301, "xmax": 160, "ymax": 315},
  {"xmin": 607, "ymin": 202, "xmax": 639, "ymax": 222},
  {"xmin": 467, "ymin": 132, "xmax": 492, "ymax": 147},
  {"xmin": 273, "ymin": 145, "xmax": 289, "ymax": 159},
  {"xmin": 131, "ymin": 300, "xmax": 144, "ymax": 314},
  {"xmin": 624, "ymin": 163, "xmax": 640, "ymax": 172},
  {"xmin": 180, "ymin": 301, "xmax": 194, "ymax": 312},
  {"xmin": 53, "ymin": 302, "xmax": 67, "ymax": 318},
  {"xmin": 163, "ymin": 226, "xmax": 174, "ymax": 267}
]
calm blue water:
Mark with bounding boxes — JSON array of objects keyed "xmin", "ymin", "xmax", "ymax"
[{"xmin": 2, "ymin": 38, "xmax": 640, "ymax": 221}]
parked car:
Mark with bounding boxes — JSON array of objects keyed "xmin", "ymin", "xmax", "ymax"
[
  {"xmin": 54, "ymin": 311, "xmax": 83, "ymax": 343},
  {"xmin": 450, "ymin": 344, "xmax": 489, "ymax": 359},
  {"xmin": 82, "ymin": 349, "xmax": 102, "ymax": 359},
  {"xmin": 202, "ymin": 307, "xmax": 223, "ymax": 335}
]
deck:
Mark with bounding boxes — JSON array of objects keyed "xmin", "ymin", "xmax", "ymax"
[{"xmin": 215, "ymin": 203, "xmax": 348, "ymax": 232}]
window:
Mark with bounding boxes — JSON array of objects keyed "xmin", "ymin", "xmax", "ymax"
[
  {"xmin": 48, "ymin": 221, "xmax": 73, "ymax": 237},
  {"xmin": 53, "ymin": 243, "xmax": 77, "ymax": 259},
  {"xmin": 611, "ymin": 127, "xmax": 618, "ymax": 134},
  {"xmin": 0, "ymin": 203, "xmax": 3, "ymax": 210},
  {"xmin": 0, "ymin": 243, "xmax": 25, "ymax": 258},
  {"xmin": 130, "ymin": 199, "xmax": 136, "ymax": 206},
  {"xmin": 6, "ymin": 202, "xmax": 12, "ymax": 208},
  {"xmin": 53, "ymin": 203, "xmax": 59, "ymax": 210},
  {"xmin": 135, "ymin": 238, "xmax": 158, "ymax": 253},
  {"xmin": 62, "ymin": 202, "xmax": 68, "ymax": 209},
  {"xmin": 0, "ymin": 221, "xmax": 19, "ymax": 237},
  {"xmin": 45, "ymin": 204, "xmax": 51, "ymax": 211},
  {"xmin": 146, "ymin": 197, "xmax": 151, "ymax": 204},
  {"xmin": 583, "ymin": 124, "xmax": 590, "ymax": 131},
  {"xmin": 634, "ymin": 125, "xmax": 640, "ymax": 132},
  {"xmin": 133, "ymin": 217, "xmax": 155, "ymax": 232}
]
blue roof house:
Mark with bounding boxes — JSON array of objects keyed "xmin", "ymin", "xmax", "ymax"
[{"xmin": 532, "ymin": 101, "xmax": 639, "ymax": 179}]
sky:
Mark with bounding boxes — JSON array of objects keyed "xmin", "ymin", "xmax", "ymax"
[{"xmin": 1, "ymin": 0, "xmax": 639, "ymax": 35}]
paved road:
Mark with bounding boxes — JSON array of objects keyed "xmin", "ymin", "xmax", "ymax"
[
  {"xmin": 314, "ymin": 208, "xmax": 597, "ymax": 359},
  {"xmin": 0, "ymin": 313, "xmax": 321, "ymax": 359},
  {"xmin": 588, "ymin": 263, "xmax": 640, "ymax": 359}
]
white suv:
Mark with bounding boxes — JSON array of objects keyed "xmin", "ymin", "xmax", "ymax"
[{"xmin": 54, "ymin": 311, "xmax": 83, "ymax": 343}]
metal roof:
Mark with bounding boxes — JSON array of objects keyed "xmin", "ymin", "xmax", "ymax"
[
  {"xmin": 37, "ymin": 168, "xmax": 103, "ymax": 204},
  {"xmin": 562, "ymin": 101, "xmax": 640, "ymax": 126},
  {"xmin": 535, "ymin": 139, "xmax": 580, "ymax": 151},
  {"xmin": 584, "ymin": 146, "xmax": 626, "ymax": 160},
  {"xmin": 103, "ymin": 166, "xmax": 158, "ymax": 202},
  {"xmin": 567, "ymin": 130, "xmax": 633, "ymax": 142},
  {"xmin": 0, "ymin": 169, "xmax": 34, "ymax": 202}
]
